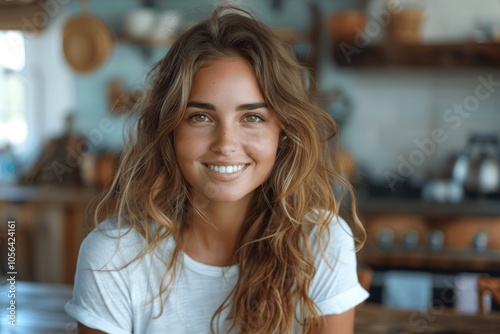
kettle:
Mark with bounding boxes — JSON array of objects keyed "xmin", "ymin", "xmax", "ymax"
[
  {"xmin": 479, "ymin": 157, "xmax": 500, "ymax": 194},
  {"xmin": 456, "ymin": 134, "xmax": 500, "ymax": 196}
]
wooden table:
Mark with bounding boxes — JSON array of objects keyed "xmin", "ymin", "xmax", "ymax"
[{"xmin": 1, "ymin": 282, "xmax": 499, "ymax": 333}]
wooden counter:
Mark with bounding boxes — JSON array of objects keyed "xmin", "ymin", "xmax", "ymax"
[
  {"xmin": 0, "ymin": 186, "xmax": 103, "ymax": 283},
  {"xmin": 356, "ymin": 303, "xmax": 500, "ymax": 334},
  {"xmin": 2, "ymin": 282, "xmax": 499, "ymax": 333},
  {"xmin": 0, "ymin": 185, "xmax": 102, "ymax": 204}
]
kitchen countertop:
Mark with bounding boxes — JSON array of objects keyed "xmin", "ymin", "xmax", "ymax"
[
  {"xmin": 2, "ymin": 186, "xmax": 498, "ymax": 216},
  {"xmin": 0, "ymin": 185, "xmax": 103, "ymax": 204},
  {"xmin": 359, "ymin": 197, "xmax": 500, "ymax": 217},
  {"xmin": 3, "ymin": 282, "xmax": 499, "ymax": 334},
  {"xmin": 356, "ymin": 303, "xmax": 500, "ymax": 334}
]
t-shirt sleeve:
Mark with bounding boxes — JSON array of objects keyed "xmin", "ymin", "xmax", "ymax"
[
  {"xmin": 65, "ymin": 222, "xmax": 136, "ymax": 334},
  {"xmin": 309, "ymin": 215, "xmax": 369, "ymax": 315}
]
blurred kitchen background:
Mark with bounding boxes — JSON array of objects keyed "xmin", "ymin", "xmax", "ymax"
[{"xmin": 1, "ymin": 0, "xmax": 500, "ymax": 331}]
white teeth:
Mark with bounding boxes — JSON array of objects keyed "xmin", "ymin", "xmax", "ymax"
[{"xmin": 208, "ymin": 164, "xmax": 245, "ymax": 174}]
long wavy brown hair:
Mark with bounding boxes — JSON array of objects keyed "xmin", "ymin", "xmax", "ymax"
[{"xmin": 95, "ymin": 5, "xmax": 365, "ymax": 334}]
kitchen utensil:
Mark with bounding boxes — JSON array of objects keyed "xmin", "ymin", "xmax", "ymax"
[
  {"xmin": 149, "ymin": 11, "xmax": 181, "ymax": 44},
  {"xmin": 455, "ymin": 274, "xmax": 481, "ymax": 314},
  {"xmin": 19, "ymin": 114, "xmax": 84, "ymax": 186},
  {"xmin": 63, "ymin": 0, "xmax": 113, "ymax": 73},
  {"xmin": 464, "ymin": 134, "xmax": 500, "ymax": 195},
  {"xmin": 421, "ymin": 179, "xmax": 463, "ymax": 203},
  {"xmin": 81, "ymin": 152, "xmax": 97, "ymax": 187},
  {"xmin": 427, "ymin": 230, "xmax": 444, "ymax": 252},
  {"xmin": 122, "ymin": 8, "xmax": 156, "ymax": 41},
  {"xmin": 123, "ymin": 9, "xmax": 181, "ymax": 45},
  {"xmin": 479, "ymin": 158, "xmax": 499, "ymax": 193},
  {"xmin": 387, "ymin": 9, "xmax": 423, "ymax": 43},
  {"xmin": 451, "ymin": 153, "xmax": 469, "ymax": 185},
  {"xmin": 382, "ymin": 271, "xmax": 433, "ymax": 310},
  {"xmin": 402, "ymin": 229, "xmax": 419, "ymax": 250},
  {"xmin": 478, "ymin": 139, "xmax": 500, "ymax": 194},
  {"xmin": 326, "ymin": 11, "xmax": 367, "ymax": 43},
  {"xmin": 472, "ymin": 231, "xmax": 488, "ymax": 253},
  {"xmin": 377, "ymin": 228, "xmax": 394, "ymax": 250},
  {"xmin": 0, "ymin": 144, "xmax": 18, "ymax": 184}
]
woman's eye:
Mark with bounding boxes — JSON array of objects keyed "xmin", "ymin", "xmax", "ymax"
[
  {"xmin": 188, "ymin": 113, "xmax": 210, "ymax": 123},
  {"xmin": 243, "ymin": 114, "xmax": 264, "ymax": 123}
]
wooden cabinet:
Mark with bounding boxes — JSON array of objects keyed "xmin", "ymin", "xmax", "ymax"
[{"xmin": 358, "ymin": 199, "xmax": 500, "ymax": 273}]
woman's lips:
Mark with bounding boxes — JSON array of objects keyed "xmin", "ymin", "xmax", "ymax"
[
  {"xmin": 206, "ymin": 164, "xmax": 245, "ymax": 174},
  {"xmin": 203, "ymin": 163, "xmax": 249, "ymax": 180}
]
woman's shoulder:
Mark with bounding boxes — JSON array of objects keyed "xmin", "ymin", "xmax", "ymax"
[
  {"xmin": 84, "ymin": 219, "xmax": 145, "ymax": 247},
  {"xmin": 77, "ymin": 219, "xmax": 152, "ymax": 269},
  {"xmin": 305, "ymin": 210, "xmax": 359, "ymax": 265},
  {"xmin": 307, "ymin": 210, "xmax": 354, "ymax": 245},
  {"xmin": 306, "ymin": 211, "xmax": 369, "ymax": 313}
]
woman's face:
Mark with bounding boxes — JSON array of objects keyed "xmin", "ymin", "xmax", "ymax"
[{"xmin": 174, "ymin": 57, "xmax": 281, "ymax": 205}]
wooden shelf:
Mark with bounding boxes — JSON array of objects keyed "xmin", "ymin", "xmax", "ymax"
[
  {"xmin": 0, "ymin": 185, "xmax": 102, "ymax": 203},
  {"xmin": 358, "ymin": 244, "xmax": 500, "ymax": 272},
  {"xmin": 358, "ymin": 209, "xmax": 500, "ymax": 273},
  {"xmin": 333, "ymin": 42, "xmax": 500, "ymax": 68},
  {"xmin": 359, "ymin": 198, "xmax": 500, "ymax": 217},
  {"xmin": 116, "ymin": 36, "xmax": 175, "ymax": 47}
]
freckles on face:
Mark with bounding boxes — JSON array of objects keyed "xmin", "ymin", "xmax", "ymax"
[{"xmin": 173, "ymin": 57, "xmax": 282, "ymax": 204}]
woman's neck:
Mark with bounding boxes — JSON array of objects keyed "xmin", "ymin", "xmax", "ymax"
[{"xmin": 183, "ymin": 195, "xmax": 251, "ymax": 266}]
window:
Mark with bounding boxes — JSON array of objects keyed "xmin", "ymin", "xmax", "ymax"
[
  {"xmin": 0, "ymin": 31, "xmax": 27, "ymax": 152},
  {"xmin": 0, "ymin": 31, "xmax": 27, "ymax": 183}
]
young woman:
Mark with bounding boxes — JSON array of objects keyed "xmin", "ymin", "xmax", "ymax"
[{"xmin": 65, "ymin": 5, "xmax": 368, "ymax": 334}]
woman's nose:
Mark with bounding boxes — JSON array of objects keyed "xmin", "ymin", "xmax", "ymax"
[{"xmin": 210, "ymin": 123, "xmax": 238, "ymax": 155}]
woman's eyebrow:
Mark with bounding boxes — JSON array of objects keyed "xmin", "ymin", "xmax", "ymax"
[
  {"xmin": 186, "ymin": 101, "xmax": 215, "ymax": 110},
  {"xmin": 237, "ymin": 102, "xmax": 267, "ymax": 111},
  {"xmin": 186, "ymin": 101, "xmax": 267, "ymax": 111}
]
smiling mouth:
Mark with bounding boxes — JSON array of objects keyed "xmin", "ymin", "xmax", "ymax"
[{"xmin": 205, "ymin": 164, "xmax": 246, "ymax": 174}]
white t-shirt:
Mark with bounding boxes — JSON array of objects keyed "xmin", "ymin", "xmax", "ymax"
[{"xmin": 65, "ymin": 215, "xmax": 368, "ymax": 334}]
